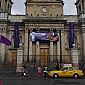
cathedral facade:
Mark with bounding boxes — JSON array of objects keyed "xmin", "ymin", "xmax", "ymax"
[{"xmin": 0, "ymin": 0, "xmax": 85, "ymax": 67}]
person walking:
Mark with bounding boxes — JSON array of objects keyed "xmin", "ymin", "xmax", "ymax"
[
  {"xmin": 38, "ymin": 65, "xmax": 42, "ymax": 79},
  {"xmin": 22, "ymin": 64, "xmax": 27, "ymax": 71},
  {"xmin": 20, "ymin": 64, "xmax": 29, "ymax": 79},
  {"xmin": 43, "ymin": 65, "xmax": 48, "ymax": 79},
  {"xmin": 0, "ymin": 80, "xmax": 3, "ymax": 85}
]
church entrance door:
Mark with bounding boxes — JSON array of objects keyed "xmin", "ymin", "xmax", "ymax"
[
  {"xmin": 12, "ymin": 52, "xmax": 17, "ymax": 67},
  {"xmin": 40, "ymin": 48, "xmax": 49, "ymax": 66}
]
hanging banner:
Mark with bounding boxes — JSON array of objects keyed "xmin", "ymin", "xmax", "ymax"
[
  {"xmin": 14, "ymin": 22, "xmax": 20, "ymax": 48},
  {"xmin": 0, "ymin": 35, "xmax": 11, "ymax": 46},
  {"xmin": 30, "ymin": 32, "xmax": 59, "ymax": 42},
  {"xmin": 69, "ymin": 22, "xmax": 75, "ymax": 48}
]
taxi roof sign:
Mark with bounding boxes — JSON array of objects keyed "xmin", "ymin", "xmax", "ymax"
[{"xmin": 63, "ymin": 64, "xmax": 72, "ymax": 67}]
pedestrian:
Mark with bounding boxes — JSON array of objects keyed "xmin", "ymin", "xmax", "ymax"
[
  {"xmin": 43, "ymin": 65, "xmax": 48, "ymax": 79},
  {"xmin": 22, "ymin": 64, "xmax": 27, "ymax": 70},
  {"xmin": 38, "ymin": 65, "xmax": 42, "ymax": 78},
  {"xmin": 55, "ymin": 62, "xmax": 59, "ymax": 70},
  {"xmin": 0, "ymin": 80, "xmax": 3, "ymax": 85},
  {"xmin": 20, "ymin": 64, "xmax": 29, "ymax": 79},
  {"xmin": 22, "ymin": 64, "xmax": 28, "ymax": 73}
]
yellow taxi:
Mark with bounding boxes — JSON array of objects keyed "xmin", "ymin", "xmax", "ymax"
[{"xmin": 48, "ymin": 65, "xmax": 84, "ymax": 79}]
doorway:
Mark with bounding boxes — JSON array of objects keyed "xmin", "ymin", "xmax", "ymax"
[
  {"xmin": 40, "ymin": 48, "xmax": 49, "ymax": 66},
  {"xmin": 12, "ymin": 52, "xmax": 17, "ymax": 67}
]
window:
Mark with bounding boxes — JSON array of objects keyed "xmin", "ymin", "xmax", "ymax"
[
  {"xmin": 61, "ymin": 67, "xmax": 68, "ymax": 71},
  {"xmin": 68, "ymin": 67, "xmax": 75, "ymax": 71}
]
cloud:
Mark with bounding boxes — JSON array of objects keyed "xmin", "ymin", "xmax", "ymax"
[
  {"xmin": 63, "ymin": 0, "xmax": 77, "ymax": 15},
  {"xmin": 11, "ymin": 0, "xmax": 26, "ymax": 15}
]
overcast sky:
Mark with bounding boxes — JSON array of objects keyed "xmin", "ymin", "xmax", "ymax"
[{"xmin": 11, "ymin": 0, "xmax": 77, "ymax": 15}]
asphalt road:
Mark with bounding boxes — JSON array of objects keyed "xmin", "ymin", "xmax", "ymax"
[
  {"xmin": 0, "ymin": 76, "xmax": 85, "ymax": 85},
  {"xmin": 0, "ymin": 68, "xmax": 85, "ymax": 85}
]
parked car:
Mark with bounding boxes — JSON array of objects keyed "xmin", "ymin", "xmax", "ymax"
[{"xmin": 48, "ymin": 66, "xmax": 84, "ymax": 79}]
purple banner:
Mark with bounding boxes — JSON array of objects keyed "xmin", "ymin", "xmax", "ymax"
[
  {"xmin": 14, "ymin": 22, "xmax": 19, "ymax": 48},
  {"xmin": 0, "ymin": 35, "xmax": 11, "ymax": 46},
  {"xmin": 69, "ymin": 22, "xmax": 75, "ymax": 48}
]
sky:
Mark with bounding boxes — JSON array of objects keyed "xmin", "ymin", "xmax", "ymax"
[{"xmin": 11, "ymin": 0, "xmax": 77, "ymax": 15}]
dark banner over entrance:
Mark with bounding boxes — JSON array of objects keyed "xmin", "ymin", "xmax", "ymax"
[
  {"xmin": 69, "ymin": 22, "xmax": 75, "ymax": 48},
  {"xmin": 14, "ymin": 22, "xmax": 20, "ymax": 48},
  {"xmin": 30, "ymin": 32, "xmax": 59, "ymax": 42}
]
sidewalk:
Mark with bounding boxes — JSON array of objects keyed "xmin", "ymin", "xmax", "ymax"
[
  {"xmin": 0, "ymin": 65, "xmax": 38, "ymax": 78},
  {"xmin": 0, "ymin": 64, "xmax": 85, "ymax": 78}
]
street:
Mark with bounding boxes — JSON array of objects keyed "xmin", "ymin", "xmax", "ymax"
[
  {"xmin": 0, "ymin": 66, "xmax": 85, "ymax": 85},
  {"xmin": 0, "ymin": 75, "xmax": 85, "ymax": 85}
]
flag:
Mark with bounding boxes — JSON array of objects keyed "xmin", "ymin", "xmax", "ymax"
[
  {"xmin": 14, "ymin": 22, "xmax": 19, "ymax": 48},
  {"xmin": 69, "ymin": 22, "xmax": 75, "ymax": 48},
  {"xmin": 0, "ymin": 35, "xmax": 11, "ymax": 46}
]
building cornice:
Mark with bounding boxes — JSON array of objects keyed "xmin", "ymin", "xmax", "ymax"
[
  {"xmin": 23, "ymin": 17, "xmax": 66, "ymax": 24},
  {"xmin": 0, "ymin": 19, "xmax": 10, "ymax": 24},
  {"xmin": 25, "ymin": 1, "xmax": 64, "ymax": 5}
]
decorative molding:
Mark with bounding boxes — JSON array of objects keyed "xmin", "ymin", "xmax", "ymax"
[
  {"xmin": 50, "ymin": 28, "xmax": 53, "ymax": 31},
  {"xmin": 28, "ymin": 23, "xmax": 64, "ymax": 30},
  {"xmin": 29, "ymin": 28, "xmax": 33, "ymax": 32},
  {"xmin": 36, "ymin": 28, "xmax": 40, "ymax": 31}
]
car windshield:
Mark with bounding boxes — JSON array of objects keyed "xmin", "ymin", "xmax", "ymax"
[{"xmin": 61, "ymin": 67, "xmax": 68, "ymax": 71}]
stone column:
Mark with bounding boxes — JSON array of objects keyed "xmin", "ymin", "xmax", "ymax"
[
  {"xmin": 4, "ymin": 0, "xmax": 5, "ymax": 11},
  {"xmin": 0, "ymin": 44, "xmax": 5, "ymax": 63},
  {"xmin": 49, "ymin": 29, "xmax": 54, "ymax": 63},
  {"xmin": 84, "ymin": 1, "xmax": 85, "ymax": 11},
  {"xmin": 50, "ymin": 41, "xmax": 53, "ymax": 63},
  {"xmin": 82, "ymin": 0, "xmax": 85, "ymax": 11},
  {"xmin": 29, "ymin": 30, "xmax": 33, "ymax": 62},
  {"xmin": 36, "ymin": 41, "xmax": 40, "ymax": 64},
  {"xmin": 24, "ymin": 26, "xmax": 29, "ymax": 63},
  {"xmin": 16, "ymin": 44, "xmax": 24, "ymax": 72},
  {"xmin": 61, "ymin": 30, "xmax": 65, "ymax": 63},
  {"xmin": 3, "ymin": 25, "xmax": 7, "ymax": 65},
  {"xmin": 6, "ymin": 31, "xmax": 11, "ymax": 59},
  {"xmin": 0, "ymin": 43, "xmax": 2, "ymax": 62},
  {"xmin": 82, "ymin": 26, "xmax": 85, "ymax": 63},
  {"xmin": 57, "ymin": 31, "xmax": 60, "ymax": 62},
  {"xmin": 71, "ymin": 45, "xmax": 79, "ymax": 69},
  {"xmin": 6, "ymin": 0, "xmax": 8, "ymax": 11},
  {"xmin": 1, "ymin": 0, "xmax": 4, "ymax": 11}
]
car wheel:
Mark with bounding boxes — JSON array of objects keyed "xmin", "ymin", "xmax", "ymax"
[
  {"xmin": 73, "ymin": 74, "xmax": 79, "ymax": 79},
  {"xmin": 53, "ymin": 74, "xmax": 59, "ymax": 78}
]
